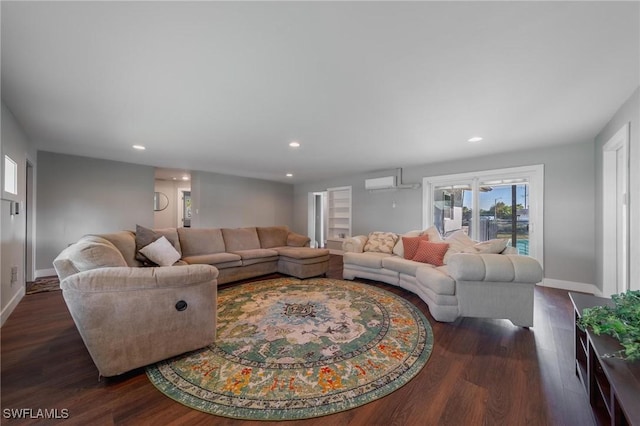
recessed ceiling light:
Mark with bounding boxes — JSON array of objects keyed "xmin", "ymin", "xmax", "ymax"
[
  {"xmin": 132, "ymin": 145, "xmax": 146, "ymax": 150},
  {"xmin": 286, "ymin": 173, "xmax": 293, "ymax": 177},
  {"xmin": 289, "ymin": 141, "xmax": 300, "ymax": 148},
  {"xmin": 182, "ymin": 176, "xmax": 189, "ymax": 181},
  {"xmin": 468, "ymin": 137, "xmax": 483, "ymax": 143},
  {"xmin": 172, "ymin": 177, "xmax": 177, "ymax": 180}
]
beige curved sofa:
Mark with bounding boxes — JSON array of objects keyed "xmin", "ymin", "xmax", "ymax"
[{"xmin": 342, "ymin": 229, "xmax": 543, "ymax": 327}]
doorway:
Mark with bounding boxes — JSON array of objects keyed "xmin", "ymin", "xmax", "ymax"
[
  {"xmin": 177, "ymin": 188, "xmax": 192, "ymax": 228},
  {"xmin": 307, "ymin": 191, "xmax": 327, "ymax": 248},
  {"xmin": 602, "ymin": 123, "xmax": 630, "ymax": 297},
  {"xmin": 25, "ymin": 159, "xmax": 34, "ymax": 283}
]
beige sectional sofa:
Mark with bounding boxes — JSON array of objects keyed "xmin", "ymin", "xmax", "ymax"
[
  {"xmin": 177, "ymin": 226, "xmax": 330, "ymax": 284},
  {"xmin": 342, "ymin": 228, "xmax": 543, "ymax": 327},
  {"xmin": 52, "ymin": 225, "xmax": 329, "ymax": 376}
]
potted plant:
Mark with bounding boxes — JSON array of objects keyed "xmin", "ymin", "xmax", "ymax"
[{"xmin": 578, "ymin": 290, "xmax": 640, "ymax": 361}]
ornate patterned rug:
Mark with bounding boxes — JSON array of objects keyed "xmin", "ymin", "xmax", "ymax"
[{"xmin": 146, "ymin": 277, "xmax": 433, "ymax": 420}]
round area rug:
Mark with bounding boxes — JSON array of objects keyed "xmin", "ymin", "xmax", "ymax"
[{"xmin": 146, "ymin": 277, "xmax": 433, "ymax": 420}]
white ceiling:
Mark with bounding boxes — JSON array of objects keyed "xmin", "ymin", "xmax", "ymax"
[{"xmin": 2, "ymin": 1, "xmax": 639, "ymax": 184}]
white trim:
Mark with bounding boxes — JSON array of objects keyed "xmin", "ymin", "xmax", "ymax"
[
  {"xmin": 539, "ymin": 278, "xmax": 602, "ymax": 297},
  {"xmin": 35, "ymin": 268, "xmax": 56, "ymax": 279},
  {"xmin": 602, "ymin": 123, "xmax": 630, "ymax": 297},
  {"xmin": 422, "ymin": 164, "xmax": 544, "ymax": 267},
  {"xmin": 1, "ymin": 286, "xmax": 25, "ymax": 327}
]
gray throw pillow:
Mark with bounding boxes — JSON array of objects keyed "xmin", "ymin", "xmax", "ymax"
[{"xmin": 135, "ymin": 224, "xmax": 161, "ymax": 265}]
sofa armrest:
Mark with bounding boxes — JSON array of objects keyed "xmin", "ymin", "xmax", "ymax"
[
  {"xmin": 342, "ymin": 235, "xmax": 368, "ymax": 253},
  {"xmin": 60, "ymin": 264, "xmax": 219, "ymax": 292},
  {"xmin": 447, "ymin": 253, "xmax": 543, "ymax": 283}
]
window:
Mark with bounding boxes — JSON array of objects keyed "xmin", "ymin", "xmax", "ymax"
[
  {"xmin": 4, "ymin": 155, "xmax": 17, "ymax": 195},
  {"xmin": 423, "ymin": 165, "xmax": 543, "ymax": 264}
]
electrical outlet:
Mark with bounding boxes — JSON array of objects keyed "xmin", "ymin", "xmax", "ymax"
[{"xmin": 10, "ymin": 266, "xmax": 18, "ymax": 285}]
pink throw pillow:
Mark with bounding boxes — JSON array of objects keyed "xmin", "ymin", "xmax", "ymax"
[
  {"xmin": 412, "ymin": 240, "xmax": 449, "ymax": 266},
  {"xmin": 402, "ymin": 235, "xmax": 430, "ymax": 260}
]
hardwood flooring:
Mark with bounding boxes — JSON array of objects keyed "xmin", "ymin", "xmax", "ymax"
[{"xmin": 1, "ymin": 256, "xmax": 596, "ymax": 425}]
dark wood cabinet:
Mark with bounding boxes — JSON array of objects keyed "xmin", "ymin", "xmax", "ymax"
[{"xmin": 570, "ymin": 292, "xmax": 640, "ymax": 426}]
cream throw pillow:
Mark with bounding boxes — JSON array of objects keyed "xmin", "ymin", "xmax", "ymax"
[
  {"xmin": 422, "ymin": 226, "xmax": 443, "ymax": 242},
  {"xmin": 364, "ymin": 232, "xmax": 399, "ymax": 254},
  {"xmin": 139, "ymin": 236, "xmax": 181, "ymax": 266},
  {"xmin": 466, "ymin": 238, "xmax": 509, "ymax": 254},
  {"xmin": 443, "ymin": 230, "xmax": 476, "ymax": 264},
  {"xmin": 443, "ymin": 230, "xmax": 510, "ymax": 263}
]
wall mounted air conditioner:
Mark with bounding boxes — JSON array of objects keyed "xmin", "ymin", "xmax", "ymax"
[
  {"xmin": 365, "ymin": 176, "xmax": 396, "ymax": 190},
  {"xmin": 365, "ymin": 168, "xmax": 421, "ymax": 192}
]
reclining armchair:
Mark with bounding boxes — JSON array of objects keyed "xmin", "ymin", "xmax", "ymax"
[{"xmin": 53, "ymin": 234, "xmax": 218, "ymax": 377}]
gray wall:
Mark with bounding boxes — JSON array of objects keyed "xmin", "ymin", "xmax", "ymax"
[
  {"xmin": 35, "ymin": 153, "xmax": 296, "ymax": 273},
  {"xmin": 594, "ymin": 87, "xmax": 639, "ymax": 292},
  {"xmin": 1, "ymin": 102, "xmax": 37, "ymax": 324},
  {"xmin": 35, "ymin": 151, "xmax": 154, "ymax": 272},
  {"xmin": 191, "ymin": 170, "xmax": 293, "ymax": 228},
  {"xmin": 294, "ymin": 141, "xmax": 596, "ymax": 286}
]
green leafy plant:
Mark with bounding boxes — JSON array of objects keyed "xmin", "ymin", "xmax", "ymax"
[{"xmin": 578, "ymin": 290, "xmax": 640, "ymax": 361}]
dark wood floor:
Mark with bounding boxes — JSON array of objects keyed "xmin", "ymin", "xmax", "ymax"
[{"xmin": 2, "ymin": 256, "xmax": 596, "ymax": 425}]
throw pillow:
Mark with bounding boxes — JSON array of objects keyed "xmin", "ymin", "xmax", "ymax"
[
  {"xmin": 466, "ymin": 238, "xmax": 509, "ymax": 254},
  {"xmin": 138, "ymin": 236, "xmax": 181, "ymax": 266},
  {"xmin": 363, "ymin": 232, "xmax": 399, "ymax": 254},
  {"xmin": 287, "ymin": 232, "xmax": 310, "ymax": 247},
  {"xmin": 422, "ymin": 226, "xmax": 444, "ymax": 242},
  {"xmin": 402, "ymin": 234, "xmax": 430, "ymax": 260},
  {"xmin": 135, "ymin": 224, "xmax": 161, "ymax": 265},
  {"xmin": 412, "ymin": 240, "xmax": 449, "ymax": 266},
  {"xmin": 443, "ymin": 230, "xmax": 476, "ymax": 264},
  {"xmin": 392, "ymin": 230, "xmax": 422, "ymax": 257}
]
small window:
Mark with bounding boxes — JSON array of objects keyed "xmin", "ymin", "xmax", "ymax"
[{"xmin": 4, "ymin": 155, "xmax": 17, "ymax": 195}]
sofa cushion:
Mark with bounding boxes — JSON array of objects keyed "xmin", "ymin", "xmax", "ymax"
[
  {"xmin": 95, "ymin": 231, "xmax": 137, "ymax": 266},
  {"xmin": 182, "ymin": 252, "xmax": 242, "ymax": 269},
  {"xmin": 344, "ymin": 235, "xmax": 369, "ymax": 253},
  {"xmin": 178, "ymin": 228, "xmax": 226, "ymax": 256},
  {"xmin": 153, "ymin": 228, "xmax": 182, "ymax": 256},
  {"xmin": 59, "ymin": 238, "xmax": 128, "ymax": 277},
  {"xmin": 275, "ymin": 247, "xmax": 330, "ymax": 260},
  {"xmin": 382, "ymin": 256, "xmax": 434, "ymax": 276},
  {"xmin": 231, "ymin": 248, "xmax": 280, "ymax": 266},
  {"xmin": 416, "ymin": 265, "xmax": 456, "ymax": 296},
  {"xmin": 257, "ymin": 226, "xmax": 289, "ymax": 248},
  {"xmin": 286, "ymin": 232, "xmax": 310, "ymax": 247},
  {"xmin": 364, "ymin": 232, "xmax": 398, "ymax": 254},
  {"xmin": 222, "ymin": 227, "xmax": 261, "ymax": 251},
  {"xmin": 138, "ymin": 236, "xmax": 182, "ymax": 267},
  {"xmin": 343, "ymin": 251, "xmax": 392, "ymax": 269},
  {"xmin": 413, "ymin": 241, "xmax": 449, "ymax": 266}
]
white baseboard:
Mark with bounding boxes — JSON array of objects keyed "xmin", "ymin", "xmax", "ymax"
[
  {"xmin": 1, "ymin": 286, "xmax": 25, "ymax": 327},
  {"xmin": 538, "ymin": 278, "xmax": 602, "ymax": 297},
  {"xmin": 35, "ymin": 268, "xmax": 56, "ymax": 279}
]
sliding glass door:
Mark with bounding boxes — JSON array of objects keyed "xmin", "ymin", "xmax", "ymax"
[{"xmin": 423, "ymin": 165, "xmax": 543, "ymax": 262}]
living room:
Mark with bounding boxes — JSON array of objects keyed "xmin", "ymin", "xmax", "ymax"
[{"xmin": 1, "ymin": 1, "xmax": 639, "ymax": 424}]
